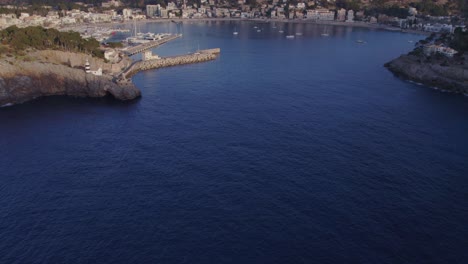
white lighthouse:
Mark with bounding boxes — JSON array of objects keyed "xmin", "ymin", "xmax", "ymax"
[{"xmin": 85, "ymin": 59, "xmax": 91, "ymax": 74}]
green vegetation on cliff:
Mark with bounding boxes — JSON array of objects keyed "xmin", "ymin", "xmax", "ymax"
[
  {"xmin": 0, "ymin": 26, "xmax": 104, "ymax": 58},
  {"xmin": 451, "ymin": 28, "xmax": 468, "ymax": 53}
]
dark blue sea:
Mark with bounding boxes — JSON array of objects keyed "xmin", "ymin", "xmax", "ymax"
[{"xmin": 1, "ymin": 21, "xmax": 468, "ymax": 263}]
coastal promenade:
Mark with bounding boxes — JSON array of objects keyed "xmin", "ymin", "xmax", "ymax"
[
  {"xmin": 120, "ymin": 48, "xmax": 220, "ymax": 80},
  {"xmin": 98, "ymin": 18, "xmax": 430, "ymax": 36}
]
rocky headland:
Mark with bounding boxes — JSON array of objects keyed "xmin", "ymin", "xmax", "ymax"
[
  {"xmin": 385, "ymin": 30, "xmax": 468, "ymax": 95},
  {"xmin": 0, "ymin": 52, "xmax": 141, "ymax": 107},
  {"xmin": 385, "ymin": 54, "xmax": 468, "ymax": 94}
]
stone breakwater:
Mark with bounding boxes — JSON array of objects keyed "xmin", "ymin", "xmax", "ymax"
[
  {"xmin": 122, "ymin": 48, "xmax": 221, "ymax": 79},
  {"xmin": 385, "ymin": 55, "xmax": 468, "ymax": 94},
  {"xmin": 0, "ymin": 61, "xmax": 141, "ymax": 107}
]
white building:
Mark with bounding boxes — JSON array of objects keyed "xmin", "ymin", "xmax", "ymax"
[
  {"xmin": 102, "ymin": 0, "xmax": 122, "ymax": 8},
  {"xmin": 167, "ymin": 2, "xmax": 177, "ymax": 10},
  {"xmin": 122, "ymin": 8, "xmax": 133, "ymax": 20},
  {"xmin": 423, "ymin": 44, "xmax": 458, "ymax": 57},
  {"xmin": 146, "ymin": 5, "xmax": 160, "ymax": 17},
  {"xmin": 346, "ymin": 10, "xmax": 354, "ymax": 22},
  {"xmin": 423, "ymin": 23, "xmax": 454, "ymax": 33},
  {"xmin": 306, "ymin": 9, "xmax": 334, "ymax": 21},
  {"xmin": 61, "ymin": 17, "xmax": 77, "ymax": 25},
  {"xmin": 336, "ymin": 8, "xmax": 346, "ymax": 21},
  {"xmin": 160, "ymin": 9, "xmax": 168, "ymax": 18}
]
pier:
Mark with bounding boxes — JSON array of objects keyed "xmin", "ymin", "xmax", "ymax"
[
  {"xmin": 124, "ymin": 34, "xmax": 182, "ymax": 56},
  {"xmin": 120, "ymin": 48, "xmax": 220, "ymax": 80}
]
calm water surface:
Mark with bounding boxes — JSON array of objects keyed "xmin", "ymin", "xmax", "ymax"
[{"xmin": 1, "ymin": 21, "xmax": 468, "ymax": 263}]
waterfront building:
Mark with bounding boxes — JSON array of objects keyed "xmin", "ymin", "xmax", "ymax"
[
  {"xmin": 160, "ymin": 9, "xmax": 169, "ymax": 18},
  {"xmin": 146, "ymin": 5, "xmax": 160, "ymax": 17},
  {"xmin": 123, "ymin": 8, "xmax": 133, "ymax": 19},
  {"xmin": 182, "ymin": 8, "xmax": 197, "ymax": 18},
  {"xmin": 214, "ymin": 8, "xmax": 229, "ymax": 18},
  {"xmin": 423, "ymin": 44, "xmax": 458, "ymax": 57},
  {"xmin": 336, "ymin": 8, "xmax": 346, "ymax": 21},
  {"xmin": 103, "ymin": 10, "xmax": 118, "ymax": 19},
  {"xmin": 241, "ymin": 12, "xmax": 253, "ymax": 18},
  {"xmin": 306, "ymin": 8, "xmax": 334, "ymax": 21},
  {"xmin": 346, "ymin": 10, "xmax": 354, "ymax": 22},
  {"xmin": 270, "ymin": 10, "xmax": 277, "ymax": 18},
  {"xmin": 423, "ymin": 23, "xmax": 454, "ymax": 33},
  {"xmin": 142, "ymin": 50, "xmax": 160, "ymax": 61}
]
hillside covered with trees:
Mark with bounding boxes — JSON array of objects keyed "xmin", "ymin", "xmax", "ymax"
[{"xmin": 0, "ymin": 26, "xmax": 103, "ymax": 58}]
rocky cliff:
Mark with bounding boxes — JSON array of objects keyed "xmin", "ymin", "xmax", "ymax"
[
  {"xmin": 0, "ymin": 60, "xmax": 140, "ymax": 107},
  {"xmin": 385, "ymin": 55, "xmax": 468, "ymax": 94}
]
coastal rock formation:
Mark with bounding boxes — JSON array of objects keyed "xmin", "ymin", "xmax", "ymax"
[
  {"xmin": 0, "ymin": 61, "xmax": 140, "ymax": 106},
  {"xmin": 385, "ymin": 55, "xmax": 468, "ymax": 94}
]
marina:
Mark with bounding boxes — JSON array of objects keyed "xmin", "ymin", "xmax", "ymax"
[
  {"xmin": 60, "ymin": 25, "xmax": 130, "ymax": 42},
  {"xmin": 123, "ymin": 34, "xmax": 182, "ymax": 56}
]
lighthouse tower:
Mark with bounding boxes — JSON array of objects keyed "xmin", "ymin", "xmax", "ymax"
[{"xmin": 85, "ymin": 59, "xmax": 91, "ymax": 74}]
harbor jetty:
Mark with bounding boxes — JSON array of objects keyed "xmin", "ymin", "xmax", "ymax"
[
  {"xmin": 120, "ymin": 48, "xmax": 221, "ymax": 80},
  {"xmin": 124, "ymin": 34, "xmax": 182, "ymax": 56}
]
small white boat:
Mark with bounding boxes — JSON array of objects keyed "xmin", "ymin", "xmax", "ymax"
[
  {"xmin": 321, "ymin": 27, "xmax": 330, "ymax": 37},
  {"xmin": 356, "ymin": 40, "xmax": 366, "ymax": 44},
  {"xmin": 257, "ymin": 29, "xmax": 261, "ymax": 32},
  {"xmin": 286, "ymin": 35, "xmax": 295, "ymax": 39},
  {"xmin": 233, "ymin": 27, "xmax": 238, "ymax": 35},
  {"xmin": 279, "ymin": 29, "xmax": 284, "ymax": 33},
  {"xmin": 295, "ymin": 32, "xmax": 302, "ymax": 36}
]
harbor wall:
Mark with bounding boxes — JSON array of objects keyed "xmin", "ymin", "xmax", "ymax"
[{"xmin": 122, "ymin": 48, "xmax": 220, "ymax": 79}]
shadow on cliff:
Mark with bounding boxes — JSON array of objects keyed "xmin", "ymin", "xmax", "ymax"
[{"xmin": 1, "ymin": 93, "xmax": 141, "ymax": 111}]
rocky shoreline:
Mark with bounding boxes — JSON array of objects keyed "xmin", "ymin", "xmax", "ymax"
[
  {"xmin": 0, "ymin": 59, "xmax": 141, "ymax": 107},
  {"xmin": 385, "ymin": 54, "xmax": 468, "ymax": 94}
]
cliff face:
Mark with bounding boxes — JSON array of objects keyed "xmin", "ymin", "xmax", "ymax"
[
  {"xmin": 385, "ymin": 55, "xmax": 468, "ymax": 94},
  {"xmin": 0, "ymin": 61, "xmax": 140, "ymax": 106}
]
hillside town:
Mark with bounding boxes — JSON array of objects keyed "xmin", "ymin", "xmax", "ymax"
[{"xmin": 0, "ymin": 0, "xmax": 466, "ymax": 34}]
